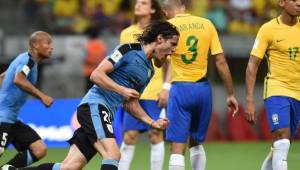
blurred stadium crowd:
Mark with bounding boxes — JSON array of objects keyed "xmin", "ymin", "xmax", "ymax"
[{"xmin": 1, "ymin": 0, "xmax": 279, "ymax": 35}]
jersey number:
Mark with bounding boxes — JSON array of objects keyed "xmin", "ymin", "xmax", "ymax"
[
  {"xmin": 1, "ymin": 132, "xmax": 8, "ymax": 146},
  {"xmin": 181, "ymin": 35, "xmax": 199, "ymax": 64},
  {"xmin": 288, "ymin": 47, "xmax": 299, "ymax": 61}
]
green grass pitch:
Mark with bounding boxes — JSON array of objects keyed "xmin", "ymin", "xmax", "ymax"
[{"xmin": 1, "ymin": 141, "xmax": 300, "ymax": 170}]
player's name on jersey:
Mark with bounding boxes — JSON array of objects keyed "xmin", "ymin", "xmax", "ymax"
[{"xmin": 177, "ymin": 23, "xmax": 204, "ymax": 31}]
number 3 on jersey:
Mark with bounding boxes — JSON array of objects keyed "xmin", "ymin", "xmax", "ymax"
[{"xmin": 181, "ymin": 35, "xmax": 199, "ymax": 64}]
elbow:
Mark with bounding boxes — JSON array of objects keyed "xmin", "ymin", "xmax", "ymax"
[
  {"xmin": 89, "ymin": 71, "xmax": 98, "ymax": 84},
  {"xmin": 13, "ymin": 76, "xmax": 22, "ymax": 87}
]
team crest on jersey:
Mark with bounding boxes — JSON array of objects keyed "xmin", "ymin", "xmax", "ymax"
[{"xmin": 272, "ymin": 113, "xmax": 279, "ymax": 125}]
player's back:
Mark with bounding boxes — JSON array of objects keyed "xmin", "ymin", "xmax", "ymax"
[
  {"xmin": 80, "ymin": 43, "xmax": 154, "ymax": 114},
  {"xmin": 168, "ymin": 14, "xmax": 223, "ymax": 82},
  {"xmin": 0, "ymin": 52, "xmax": 38, "ymax": 123}
]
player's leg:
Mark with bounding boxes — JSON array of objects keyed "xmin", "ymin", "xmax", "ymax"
[
  {"xmin": 261, "ymin": 147, "xmax": 273, "ymax": 170},
  {"xmin": 141, "ymin": 100, "xmax": 165, "ymax": 170},
  {"xmin": 188, "ymin": 80, "xmax": 212, "ymax": 170},
  {"xmin": 166, "ymin": 83, "xmax": 192, "ymax": 170},
  {"xmin": 264, "ymin": 96, "xmax": 293, "ymax": 170},
  {"xmin": 94, "ymin": 138, "xmax": 120, "ymax": 170},
  {"xmin": 6, "ymin": 121, "xmax": 46, "ymax": 168},
  {"xmin": 119, "ymin": 107, "xmax": 141, "ymax": 170},
  {"xmin": 119, "ymin": 130, "xmax": 138, "ymax": 170},
  {"xmin": 77, "ymin": 103, "xmax": 119, "ymax": 170}
]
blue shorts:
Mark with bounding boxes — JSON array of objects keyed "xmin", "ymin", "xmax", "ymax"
[
  {"xmin": 264, "ymin": 96, "xmax": 300, "ymax": 138},
  {"xmin": 166, "ymin": 80, "xmax": 212, "ymax": 143},
  {"xmin": 123, "ymin": 100, "xmax": 162, "ymax": 132}
]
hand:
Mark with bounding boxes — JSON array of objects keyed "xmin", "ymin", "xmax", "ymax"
[
  {"xmin": 227, "ymin": 95, "xmax": 239, "ymax": 117},
  {"xmin": 157, "ymin": 89, "xmax": 169, "ymax": 108},
  {"xmin": 41, "ymin": 95, "xmax": 53, "ymax": 108},
  {"xmin": 245, "ymin": 99, "xmax": 257, "ymax": 125},
  {"xmin": 150, "ymin": 118, "xmax": 169, "ymax": 130},
  {"xmin": 121, "ymin": 87, "xmax": 140, "ymax": 100}
]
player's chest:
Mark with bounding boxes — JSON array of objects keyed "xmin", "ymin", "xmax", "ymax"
[{"xmin": 271, "ymin": 28, "xmax": 300, "ymax": 62}]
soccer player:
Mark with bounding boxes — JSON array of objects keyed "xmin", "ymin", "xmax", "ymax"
[
  {"xmin": 0, "ymin": 31, "xmax": 54, "ymax": 168},
  {"xmin": 245, "ymin": 0, "xmax": 300, "ymax": 170},
  {"xmin": 118, "ymin": 1, "xmax": 167, "ymax": 170},
  {"xmin": 160, "ymin": 1, "xmax": 239, "ymax": 170},
  {"xmin": 11, "ymin": 20, "xmax": 179, "ymax": 170}
]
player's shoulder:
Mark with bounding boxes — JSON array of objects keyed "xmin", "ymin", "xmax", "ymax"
[
  {"xmin": 259, "ymin": 18, "xmax": 279, "ymax": 31},
  {"xmin": 120, "ymin": 24, "xmax": 141, "ymax": 35},
  {"xmin": 12, "ymin": 52, "xmax": 30, "ymax": 64}
]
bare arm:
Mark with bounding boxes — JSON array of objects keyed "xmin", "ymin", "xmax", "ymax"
[
  {"xmin": 214, "ymin": 53, "xmax": 239, "ymax": 115},
  {"xmin": 245, "ymin": 55, "xmax": 262, "ymax": 125},
  {"xmin": 90, "ymin": 59, "xmax": 140, "ymax": 100},
  {"xmin": 157, "ymin": 60, "xmax": 172, "ymax": 107},
  {"xmin": 123, "ymin": 99, "xmax": 169, "ymax": 130},
  {"xmin": 14, "ymin": 72, "xmax": 53, "ymax": 107},
  {"xmin": 0, "ymin": 71, "xmax": 5, "ymax": 88}
]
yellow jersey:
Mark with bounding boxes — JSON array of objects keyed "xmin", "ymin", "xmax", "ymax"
[
  {"xmin": 120, "ymin": 24, "xmax": 164, "ymax": 100},
  {"xmin": 168, "ymin": 14, "xmax": 223, "ymax": 82},
  {"xmin": 251, "ymin": 17, "xmax": 300, "ymax": 100}
]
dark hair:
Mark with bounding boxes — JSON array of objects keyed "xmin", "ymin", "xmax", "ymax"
[
  {"xmin": 133, "ymin": 0, "xmax": 166, "ymax": 23},
  {"xmin": 137, "ymin": 20, "xmax": 179, "ymax": 44}
]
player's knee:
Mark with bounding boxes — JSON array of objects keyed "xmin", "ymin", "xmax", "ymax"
[
  {"xmin": 273, "ymin": 128, "xmax": 290, "ymax": 140},
  {"xmin": 105, "ymin": 149, "xmax": 121, "ymax": 161},
  {"xmin": 31, "ymin": 144, "xmax": 47, "ymax": 159},
  {"xmin": 148, "ymin": 130, "xmax": 163, "ymax": 144},
  {"xmin": 123, "ymin": 131, "xmax": 138, "ymax": 145}
]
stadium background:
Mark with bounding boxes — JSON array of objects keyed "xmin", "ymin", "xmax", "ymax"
[{"xmin": 0, "ymin": 0, "xmax": 299, "ymax": 169}]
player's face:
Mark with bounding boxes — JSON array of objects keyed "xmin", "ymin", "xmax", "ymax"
[
  {"xmin": 154, "ymin": 35, "xmax": 178, "ymax": 61},
  {"xmin": 282, "ymin": 0, "xmax": 300, "ymax": 16},
  {"xmin": 37, "ymin": 36, "xmax": 53, "ymax": 59},
  {"xmin": 134, "ymin": 0, "xmax": 154, "ymax": 17}
]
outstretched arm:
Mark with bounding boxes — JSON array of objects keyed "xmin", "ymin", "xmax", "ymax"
[
  {"xmin": 90, "ymin": 59, "xmax": 140, "ymax": 100},
  {"xmin": 14, "ymin": 72, "xmax": 53, "ymax": 107},
  {"xmin": 123, "ymin": 99, "xmax": 169, "ymax": 130},
  {"xmin": 245, "ymin": 55, "xmax": 262, "ymax": 125},
  {"xmin": 214, "ymin": 53, "xmax": 239, "ymax": 116}
]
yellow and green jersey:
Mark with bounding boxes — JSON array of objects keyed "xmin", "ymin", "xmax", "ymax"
[
  {"xmin": 251, "ymin": 17, "xmax": 300, "ymax": 100},
  {"xmin": 120, "ymin": 24, "xmax": 164, "ymax": 100},
  {"xmin": 168, "ymin": 14, "xmax": 223, "ymax": 82}
]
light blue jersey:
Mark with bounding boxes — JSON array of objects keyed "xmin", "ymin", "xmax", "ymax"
[
  {"xmin": 0, "ymin": 52, "xmax": 38, "ymax": 123},
  {"xmin": 80, "ymin": 43, "xmax": 154, "ymax": 115}
]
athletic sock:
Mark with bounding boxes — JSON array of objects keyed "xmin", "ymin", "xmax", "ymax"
[
  {"xmin": 261, "ymin": 147, "xmax": 273, "ymax": 170},
  {"xmin": 119, "ymin": 142, "xmax": 135, "ymax": 170},
  {"xmin": 169, "ymin": 154, "xmax": 184, "ymax": 170},
  {"xmin": 272, "ymin": 139, "xmax": 290, "ymax": 170},
  {"xmin": 190, "ymin": 145, "xmax": 206, "ymax": 170},
  {"xmin": 6, "ymin": 150, "xmax": 38, "ymax": 168},
  {"xmin": 151, "ymin": 141, "xmax": 165, "ymax": 170},
  {"xmin": 101, "ymin": 159, "xmax": 118, "ymax": 170}
]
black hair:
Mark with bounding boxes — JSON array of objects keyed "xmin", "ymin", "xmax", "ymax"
[{"xmin": 137, "ymin": 20, "xmax": 179, "ymax": 44}]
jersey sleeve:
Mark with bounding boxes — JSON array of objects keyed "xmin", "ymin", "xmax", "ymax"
[
  {"xmin": 209, "ymin": 21, "xmax": 223, "ymax": 55},
  {"xmin": 15, "ymin": 57, "xmax": 35, "ymax": 77},
  {"xmin": 250, "ymin": 24, "xmax": 270, "ymax": 59}
]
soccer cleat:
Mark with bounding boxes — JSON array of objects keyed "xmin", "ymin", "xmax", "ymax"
[{"xmin": 0, "ymin": 165, "xmax": 17, "ymax": 170}]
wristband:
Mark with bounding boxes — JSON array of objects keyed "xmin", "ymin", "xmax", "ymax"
[{"xmin": 162, "ymin": 82, "xmax": 171, "ymax": 91}]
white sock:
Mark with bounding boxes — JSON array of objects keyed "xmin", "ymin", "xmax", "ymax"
[
  {"xmin": 119, "ymin": 142, "xmax": 136, "ymax": 170},
  {"xmin": 190, "ymin": 145, "xmax": 206, "ymax": 170},
  {"xmin": 272, "ymin": 139, "xmax": 290, "ymax": 170},
  {"xmin": 169, "ymin": 154, "xmax": 185, "ymax": 170},
  {"xmin": 151, "ymin": 141, "xmax": 165, "ymax": 170},
  {"xmin": 261, "ymin": 147, "xmax": 273, "ymax": 170}
]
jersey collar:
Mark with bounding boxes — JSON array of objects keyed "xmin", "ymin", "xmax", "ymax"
[{"xmin": 175, "ymin": 13, "xmax": 191, "ymax": 18}]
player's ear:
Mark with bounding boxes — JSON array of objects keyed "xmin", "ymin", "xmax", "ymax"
[{"xmin": 156, "ymin": 34, "xmax": 163, "ymax": 44}]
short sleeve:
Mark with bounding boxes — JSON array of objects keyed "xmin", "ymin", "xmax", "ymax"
[
  {"xmin": 250, "ymin": 24, "xmax": 270, "ymax": 59},
  {"xmin": 15, "ymin": 57, "xmax": 35, "ymax": 77},
  {"xmin": 209, "ymin": 21, "xmax": 223, "ymax": 55}
]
